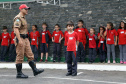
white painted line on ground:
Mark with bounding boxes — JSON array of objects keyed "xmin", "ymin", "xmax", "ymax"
[
  {"xmin": 77, "ymin": 72, "xmax": 83, "ymax": 75},
  {"xmin": 42, "ymin": 77, "xmax": 126, "ymax": 84},
  {"xmin": 0, "ymin": 75, "xmax": 126, "ymax": 84},
  {"xmin": 0, "ymin": 75, "xmax": 15, "ymax": 77},
  {"xmin": 0, "ymin": 63, "xmax": 126, "ymax": 71},
  {"xmin": 0, "ymin": 75, "xmax": 35, "ymax": 78}
]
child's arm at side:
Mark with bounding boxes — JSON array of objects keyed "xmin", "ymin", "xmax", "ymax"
[
  {"xmin": 47, "ymin": 30, "xmax": 52, "ymax": 40},
  {"xmin": 77, "ymin": 41, "xmax": 79, "ymax": 47},
  {"xmin": 52, "ymin": 31, "xmax": 54, "ymax": 42},
  {"xmin": 114, "ymin": 30, "xmax": 118, "ymax": 46},
  {"xmin": 52, "ymin": 37, "xmax": 54, "ymax": 42},
  {"xmin": 115, "ymin": 36, "xmax": 117, "ymax": 46},
  {"xmin": 104, "ymin": 27, "xmax": 107, "ymax": 36},
  {"xmin": 59, "ymin": 31, "xmax": 64, "ymax": 43},
  {"xmin": 94, "ymin": 35, "xmax": 97, "ymax": 40}
]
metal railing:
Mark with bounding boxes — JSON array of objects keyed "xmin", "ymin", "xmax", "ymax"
[
  {"xmin": 36, "ymin": 0, "xmax": 61, "ymax": 6},
  {"xmin": 0, "ymin": 0, "xmax": 61, "ymax": 9}
]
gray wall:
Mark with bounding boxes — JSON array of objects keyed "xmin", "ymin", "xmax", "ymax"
[{"xmin": 0, "ymin": 0, "xmax": 125, "ymax": 57}]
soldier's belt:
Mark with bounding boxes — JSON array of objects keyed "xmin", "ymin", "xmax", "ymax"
[{"xmin": 20, "ymin": 34, "xmax": 28, "ymax": 39}]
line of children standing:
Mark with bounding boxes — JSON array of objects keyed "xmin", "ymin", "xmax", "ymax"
[
  {"xmin": 1, "ymin": 20, "xmax": 126, "ymax": 65},
  {"xmin": 0, "ymin": 26, "xmax": 16, "ymax": 62}
]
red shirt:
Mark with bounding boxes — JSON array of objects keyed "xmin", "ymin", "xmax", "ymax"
[
  {"xmin": 30, "ymin": 31, "xmax": 40, "ymax": 45},
  {"xmin": 88, "ymin": 34, "xmax": 96, "ymax": 48},
  {"xmin": 74, "ymin": 28, "xmax": 89, "ymax": 44},
  {"xmin": 1, "ymin": 33, "xmax": 10, "ymax": 46},
  {"xmin": 52, "ymin": 31, "xmax": 64, "ymax": 43},
  {"xmin": 11, "ymin": 31, "xmax": 15, "ymax": 44},
  {"xmin": 64, "ymin": 31, "xmax": 68, "ymax": 46},
  {"xmin": 97, "ymin": 33, "xmax": 105, "ymax": 48},
  {"xmin": 117, "ymin": 29, "xmax": 126, "ymax": 45},
  {"xmin": 41, "ymin": 30, "xmax": 52, "ymax": 43},
  {"xmin": 106, "ymin": 29, "xmax": 118, "ymax": 44},
  {"xmin": 65, "ymin": 31, "xmax": 79, "ymax": 51}
]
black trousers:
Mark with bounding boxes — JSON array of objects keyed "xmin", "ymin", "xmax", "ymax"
[
  {"xmin": 99, "ymin": 44, "xmax": 106, "ymax": 62},
  {"xmin": 67, "ymin": 51, "xmax": 77, "ymax": 73},
  {"xmin": 64, "ymin": 46, "xmax": 67, "ymax": 62},
  {"xmin": 8, "ymin": 44, "xmax": 16, "ymax": 62},
  {"xmin": 89, "ymin": 48, "xmax": 96, "ymax": 62},
  {"xmin": 53, "ymin": 43, "xmax": 61, "ymax": 62},
  {"xmin": 77, "ymin": 42, "xmax": 85, "ymax": 62},
  {"xmin": 0, "ymin": 46, "xmax": 8, "ymax": 61},
  {"xmin": 31, "ymin": 45, "xmax": 38, "ymax": 61}
]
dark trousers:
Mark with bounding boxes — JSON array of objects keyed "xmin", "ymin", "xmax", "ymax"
[
  {"xmin": 53, "ymin": 43, "xmax": 61, "ymax": 62},
  {"xmin": 8, "ymin": 44, "xmax": 16, "ymax": 62},
  {"xmin": 64, "ymin": 46, "xmax": 67, "ymax": 62},
  {"xmin": 77, "ymin": 42, "xmax": 85, "ymax": 62},
  {"xmin": 0, "ymin": 46, "xmax": 8, "ymax": 61},
  {"xmin": 67, "ymin": 51, "xmax": 77, "ymax": 73},
  {"xmin": 99, "ymin": 44, "xmax": 106, "ymax": 62},
  {"xmin": 31, "ymin": 45, "xmax": 38, "ymax": 61},
  {"xmin": 89, "ymin": 48, "xmax": 96, "ymax": 62}
]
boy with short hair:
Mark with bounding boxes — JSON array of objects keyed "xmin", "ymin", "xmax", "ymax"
[
  {"xmin": 74, "ymin": 20, "xmax": 89, "ymax": 62},
  {"xmin": 40, "ymin": 22, "xmax": 52, "ymax": 63},
  {"xmin": 65, "ymin": 21, "xmax": 79, "ymax": 76},
  {"xmin": 1, "ymin": 26, "xmax": 10, "ymax": 62}
]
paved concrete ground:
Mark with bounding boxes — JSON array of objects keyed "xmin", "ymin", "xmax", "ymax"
[{"xmin": 0, "ymin": 69, "xmax": 126, "ymax": 84}]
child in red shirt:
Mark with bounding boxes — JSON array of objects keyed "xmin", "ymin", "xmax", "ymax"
[
  {"xmin": 74, "ymin": 20, "xmax": 89, "ymax": 62},
  {"xmin": 117, "ymin": 20, "xmax": 126, "ymax": 64},
  {"xmin": 52, "ymin": 24, "xmax": 64, "ymax": 62},
  {"xmin": 104, "ymin": 22, "xmax": 118, "ymax": 64},
  {"xmin": 64, "ymin": 28, "xmax": 69, "ymax": 62},
  {"xmin": 30, "ymin": 25, "xmax": 40, "ymax": 62},
  {"xmin": 65, "ymin": 21, "xmax": 79, "ymax": 76},
  {"xmin": 0, "ymin": 26, "xmax": 10, "ymax": 62},
  {"xmin": 40, "ymin": 22, "xmax": 52, "ymax": 62},
  {"xmin": 97, "ymin": 26, "xmax": 106, "ymax": 63},
  {"xmin": 8, "ymin": 26, "xmax": 16, "ymax": 62},
  {"xmin": 88, "ymin": 28, "xmax": 97, "ymax": 63}
]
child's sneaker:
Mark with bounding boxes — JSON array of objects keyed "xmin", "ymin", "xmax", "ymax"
[
  {"xmin": 45, "ymin": 59, "xmax": 48, "ymax": 63},
  {"xmin": 39, "ymin": 59, "xmax": 43, "ymax": 62},
  {"xmin": 113, "ymin": 60, "xmax": 116, "ymax": 64},
  {"xmin": 124, "ymin": 62, "xmax": 126, "ymax": 64},
  {"xmin": 107, "ymin": 60, "xmax": 110, "ymax": 64},
  {"xmin": 120, "ymin": 61, "xmax": 123, "ymax": 64}
]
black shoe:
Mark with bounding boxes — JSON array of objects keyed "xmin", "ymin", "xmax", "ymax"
[
  {"xmin": 88, "ymin": 62, "xmax": 92, "ymax": 64},
  {"xmin": 53, "ymin": 60, "xmax": 56, "ymax": 63},
  {"xmin": 66, "ymin": 72, "xmax": 72, "ymax": 76},
  {"xmin": 29, "ymin": 60, "xmax": 44, "ymax": 76},
  {"xmin": 72, "ymin": 72, "xmax": 77, "ymax": 76},
  {"xmin": 16, "ymin": 72, "xmax": 28, "ymax": 78},
  {"xmin": 16, "ymin": 64, "xmax": 28, "ymax": 78}
]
